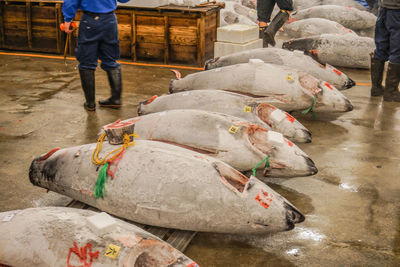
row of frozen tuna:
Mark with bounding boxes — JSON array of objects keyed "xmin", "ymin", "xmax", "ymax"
[
  {"xmin": 220, "ymin": 0, "xmax": 376, "ymax": 69},
  {"xmin": 28, "ymin": 48, "xmax": 355, "ymax": 238}
]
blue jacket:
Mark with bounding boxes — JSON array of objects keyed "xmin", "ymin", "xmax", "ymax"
[{"xmin": 63, "ymin": 0, "xmax": 130, "ymax": 22}]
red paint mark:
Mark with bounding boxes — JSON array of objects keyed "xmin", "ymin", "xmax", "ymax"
[
  {"xmin": 285, "ymin": 113, "xmax": 295, "ymax": 123},
  {"xmin": 345, "ymin": 6, "xmax": 353, "ymax": 10},
  {"xmin": 307, "ymin": 8, "xmax": 311, "ymax": 13},
  {"xmin": 38, "ymin": 148, "xmax": 60, "ymax": 163},
  {"xmin": 187, "ymin": 263, "xmax": 200, "ymax": 267},
  {"xmin": 104, "ymin": 118, "xmax": 139, "ymax": 130},
  {"xmin": 170, "ymin": 69, "xmax": 181, "ymax": 80},
  {"xmin": 309, "ymin": 49, "xmax": 318, "ymax": 56},
  {"xmin": 333, "ymin": 69, "xmax": 342, "ymax": 76},
  {"xmin": 255, "ymin": 190, "xmax": 274, "ymax": 209},
  {"xmin": 1, "ymin": 128, "xmax": 4, "ymax": 131},
  {"xmin": 285, "ymin": 139, "xmax": 294, "ymax": 147},
  {"xmin": 324, "ymin": 82, "xmax": 333, "ymax": 90},
  {"xmin": 144, "ymin": 95, "xmax": 158, "ymax": 105},
  {"xmin": 287, "ymin": 17, "xmax": 296, "ymax": 24},
  {"xmin": 67, "ymin": 242, "xmax": 99, "ymax": 267},
  {"xmin": 18, "ymin": 120, "xmax": 22, "ymax": 122}
]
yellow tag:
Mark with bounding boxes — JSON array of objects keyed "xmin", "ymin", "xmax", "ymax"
[
  {"xmin": 104, "ymin": 244, "xmax": 121, "ymax": 259},
  {"xmin": 286, "ymin": 74, "xmax": 293, "ymax": 81},
  {"xmin": 228, "ymin": 126, "xmax": 239, "ymax": 134},
  {"xmin": 244, "ymin": 105, "xmax": 252, "ymax": 113}
]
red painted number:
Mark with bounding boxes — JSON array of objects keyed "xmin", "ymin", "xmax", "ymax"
[
  {"xmin": 67, "ymin": 242, "xmax": 99, "ymax": 267},
  {"xmin": 255, "ymin": 190, "xmax": 274, "ymax": 209}
]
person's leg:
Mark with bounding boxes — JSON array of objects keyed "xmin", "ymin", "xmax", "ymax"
[
  {"xmin": 257, "ymin": 0, "xmax": 276, "ymax": 24},
  {"xmin": 98, "ymin": 13, "xmax": 122, "ymax": 108},
  {"xmin": 76, "ymin": 13, "xmax": 99, "ymax": 110},
  {"xmin": 370, "ymin": 8, "xmax": 389, "ymax": 97},
  {"xmin": 383, "ymin": 9, "xmax": 400, "ymax": 102},
  {"xmin": 262, "ymin": 0, "xmax": 293, "ymax": 47}
]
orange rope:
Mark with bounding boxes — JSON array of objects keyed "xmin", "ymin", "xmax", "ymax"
[
  {"xmin": 356, "ymin": 82, "xmax": 372, "ymax": 86},
  {"xmin": 0, "ymin": 51, "xmax": 205, "ymax": 70}
]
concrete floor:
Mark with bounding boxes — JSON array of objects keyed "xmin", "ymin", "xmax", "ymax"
[{"xmin": 0, "ymin": 53, "xmax": 399, "ymax": 266}]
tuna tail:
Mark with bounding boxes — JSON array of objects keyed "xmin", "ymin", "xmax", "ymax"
[
  {"xmin": 137, "ymin": 95, "xmax": 158, "ymax": 115},
  {"xmin": 169, "ymin": 79, "xmax": 175, "ymax": 94},
  {"xmin": 204, "ymin": 57, "xmax": 220, "ymax": 70},
  {"xmin": 170, "ymin": 69, "xmax": 181, "ymax": 80}
]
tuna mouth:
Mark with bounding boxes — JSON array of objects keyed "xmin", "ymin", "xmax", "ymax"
[
  {"xmin": 297, "ymin": 129, "xmax": 312, "ymax": 143},
  {"xmin": 284, "ymin": 202, "xmax": 305, "ymax": 230},
  {"xmin": 345, "ymin": 78, "xmax": 356, "ymax": 89},
  {"xmin": 303, "ymin": 156, "xmax": 318, "ymax": 175},
  {"xmin": 345, "ymin": 98, "xmax": 354, "ymax": 111}
]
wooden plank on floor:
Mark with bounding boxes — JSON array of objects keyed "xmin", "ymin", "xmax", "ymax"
[{"xmin": 167, "ymin": 230, "xmax": 197, "ymax": 252}]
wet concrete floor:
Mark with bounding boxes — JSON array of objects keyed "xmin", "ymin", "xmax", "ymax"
[{"xmin": 0, "ymin": 53, "xmax": 399, "ymax": 266}]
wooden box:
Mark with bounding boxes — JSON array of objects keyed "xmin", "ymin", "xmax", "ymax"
[
  {"xmin": 0, "ymin": 0, "xmax": 64, "ymax": 54},
  {"xmin": 0, "ymin": 1, "xmax": 221, "ymax": 66}
]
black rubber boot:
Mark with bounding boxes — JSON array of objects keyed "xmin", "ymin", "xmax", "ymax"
[
  {"xmin": 262, "ymin": 10, "xmax": 290, "ymax": 47},
  {"xmin": 383, "ymin": 62, "xmax": 400, "ymax": 102},
  {"xmin": 79, "ymin": 69, "xmax": 96, "ymax": 111},
  {"xmin": 370, "ymin": 54, "xmax": 385, "ymax": 97},
  {"xmin": 99, "ymin": 66, "xmax": 122, "ymax": 109},
  {"xmin": 259, "ymin": 26, "xmax": 267, "ymax": 39}
]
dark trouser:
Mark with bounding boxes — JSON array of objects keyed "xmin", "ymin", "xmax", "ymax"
[
  {"xmin": 76, "ymin": 12, "xmax": 120, "ymax": 70},
  {"xmin": 257, "ymin": 0, "xmax": 293, "ymax": 23},
  {"xmin": 374, "ymin": 7, "xmax": 400, "ymax": 64}
]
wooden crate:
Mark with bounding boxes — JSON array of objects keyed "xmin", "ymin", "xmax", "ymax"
[
  {"xmin": 0, "ymin": 1, "xmax": 221, "ymax": 66},
  {"xmin": 0, "ymin": 0, "xmax": 64, "ymax": 54}
]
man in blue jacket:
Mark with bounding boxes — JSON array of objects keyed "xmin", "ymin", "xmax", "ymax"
[
  {"xmin": 63, "ymin": 0, "xmax": 129, "ymax": 111},
  {"xmin": 370, "ymin": 0, "xmax": 400, "ymax": 102}
]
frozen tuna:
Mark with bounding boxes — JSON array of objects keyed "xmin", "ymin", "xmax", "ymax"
[
  {"xmin": 29, "ymin": 141, "xmax": 305, "ymax": 234},
  {"xmin": 321, "ymin": 0, "xmax": 367, "ymax": 10},
  {"xmin": 281, "ymin": 18, "xmax": 357, "ymax": 38},
  {"xmin": 137, "ymin": 91, "xmax": 312, "ymax": 143},
  {"xmin": 0, "ymin": 207, "xmax": 196, "ymax": 267},
  {"xmin": 282, "ymin": 34, "xmax": 375, "ymax": 69},
  {"xmin": 292, "ymin": 0, "xmax": 322, "ymax": 10},
  {"xmin": 171, "ymin": 60, "xmax": 353, "ymax": 112},
  {"xmin": 110, "ymin": 110, "xmax": 317, "ymax": 177},
  {"xmin": 205, "ymin": 48, "xmax": 355, "ymax": 90},
  {"xmin": 292, "ymin": 5, "xmax": 376, "ymax": 31}
]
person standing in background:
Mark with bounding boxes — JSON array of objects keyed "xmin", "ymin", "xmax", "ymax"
[
  {"xmin": 62, "ymin": 0, "xmax": 129, "ymax": 111},
  {"xmin": 370, "ymin": 0, "xmax": 400, "ymax": 102},
  {"xmin": 257, "ymin": 0, "xmax": 293, "ymax": 47}
]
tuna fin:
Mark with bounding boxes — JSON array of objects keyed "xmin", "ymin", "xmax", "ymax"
[{"xmin": 170, "ymin": 69, "xmax": 181, "ymax": 80}]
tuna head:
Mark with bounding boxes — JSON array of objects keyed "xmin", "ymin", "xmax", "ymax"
[
  {"xmin": 297, "ymin": 71, "xmax": 353, "ymax": 113},
  {"xmin": 254, "ymin": 103, "xmax": 312, "ymax": 143},
  {"xmin": 325, "ymin": 63, "xmax": 356, "ymax": 89},
  {"xmin": 313, "ymin": 81, "xmax": 354, "ymax": 112},
  {"xmin": 214, "ymin": 162, "xmax": 305, "ymax": 231},
  {"xmin": 244, "ymin": 125, "xmax": 318, "ymax": 178}
]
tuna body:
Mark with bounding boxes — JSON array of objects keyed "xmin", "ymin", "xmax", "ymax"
[
  {"xmin": 0, "ymin": 207, "xmax": 195, "ymax": 267},
  {"xmin": 293, "ymin": 5, "xmax": 376, "ymax": 31},
  {"xmin": 112, "ymin": 109, "xmax": 317, "ymax": 177},
  {"xmin": 205, "ymin": 48, "xmax": 355, "ymax": 90},
  {"xmin": 171, "ymin": 61, "xmax": 353, "ymax": 113},
  {"xmin": 282, "ymin": 34, "xmax": 375, "ymax": 69},
  {"xmin": 282, "ymin": 18, "xmax": 357, "ymax": 38},
  {"xmin": 29, "ymin": 141, "xmax": 305, "ymax": 234}
]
